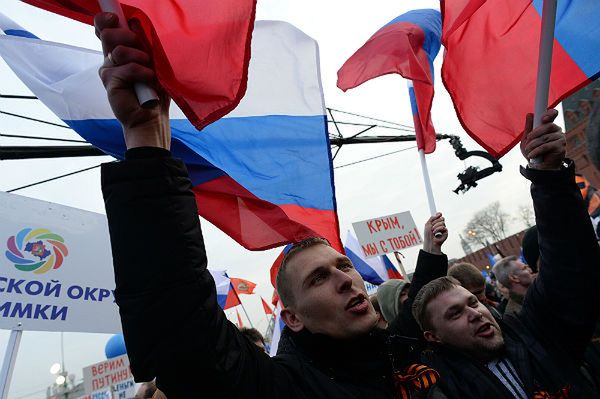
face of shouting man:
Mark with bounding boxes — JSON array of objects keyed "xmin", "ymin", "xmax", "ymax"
[
  {"xmin": 422, "ymin": 284, "xmax": 504, "ymax": 362},
  {"xmin": 278, "ymin": 242, "xmax": 379, "ymax": 339}
]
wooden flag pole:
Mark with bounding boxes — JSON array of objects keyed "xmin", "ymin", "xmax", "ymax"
[
  {"xmin": 531, "ymin": 0, "xmax": 558, "ymax": 163},
  {"xmin": 98, "ymin": 0, "xmax": 159, "ymax": 107},
  {"xmin": 0, "ymin": 328, "xmax": 23, "ymax": 399}
]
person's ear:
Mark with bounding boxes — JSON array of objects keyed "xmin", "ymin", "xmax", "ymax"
[
  {"xmin": 508, "ymin": 272, "xmax": 520, "ymax": 284},
  {"xmin": 423, "ymin": 330, "xmax": 442, "ymax": 344},
  {"xmin": 281, "ymin": 308, "xmax": 304, "ymax": 332}
]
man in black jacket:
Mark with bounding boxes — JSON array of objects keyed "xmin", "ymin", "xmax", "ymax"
[
  {"xmin": 412, "ymin": 110, "xmax": 600, "ymax": 398},
  {"xmin": 96, "ymin": 12, "xmax": 450, "ymax": 398}
]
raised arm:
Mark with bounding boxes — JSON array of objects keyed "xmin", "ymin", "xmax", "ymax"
[
  {"xmin": 96, "ymin": 13, "xmax": 289, "ymax": 397},
  {"xmin": 390, "ymin": 214, "xmax": 448, "ymax": 337},
  {"xmin": 518, "ymin": 109, "xmax": 600, "ymax": 362}
]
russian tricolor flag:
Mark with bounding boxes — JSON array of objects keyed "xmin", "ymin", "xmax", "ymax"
[
  {"xmin": 337, "ymin": 9, "xmax": 442, "ymax": 153},
  {"xmin": 0, "ymin": 14, "xmax": 342, "ymax": 252},
  {"xmin": 208, "ymin": 270, "xmax": 240, "ymax": 310},
  {"xmin": 344, "ymin": 231, "xmax": 402, "ymax": 285},
  {"xmin": 442, "ymin": 0, "xmax": 600, "ymax": 158}
]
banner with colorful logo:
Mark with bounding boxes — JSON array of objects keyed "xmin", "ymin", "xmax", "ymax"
[{"xmin": 0, "ymin": 191, "xmax": 121, "ymax": 333}]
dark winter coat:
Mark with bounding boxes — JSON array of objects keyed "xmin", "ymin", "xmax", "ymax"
[
  {"xmin": 101, "ymin": 149, "xmax": 448, "ymax": 399},
  {"xmin": 420, "ymin": 161, "xmax": 600, "ymax": 399}
]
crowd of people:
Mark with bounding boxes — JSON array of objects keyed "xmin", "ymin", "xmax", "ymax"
[{"xmin": 95, "ymin": 11, "xmax": 600, "ymax": 399}]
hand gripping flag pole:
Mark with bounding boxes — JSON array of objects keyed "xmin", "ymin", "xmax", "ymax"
[
  {"xmin": 531, "ymin": 0, "xmax": 558, "ymax": 164},
  {"xmin": 98, "ymin": 0, "xmax": 159, "ymax": 107}
]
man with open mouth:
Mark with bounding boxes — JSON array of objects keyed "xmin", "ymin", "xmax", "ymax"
[{"xmin": 412, "ymin": 110, "xmax": 600, "ymax": 399}]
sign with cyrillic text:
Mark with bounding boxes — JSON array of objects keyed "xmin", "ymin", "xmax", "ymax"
[
  {"xmin": 112, "ymin": 379, "xmax": 135, "ymax": 399},
  {"xmin": 0, "ymin": 191, "xmax": 121, "ymax": 333},
  {"xmin": 352, "ymin": 212, "xmax": 422, "ymax": 258},
  {"xmin": 83, "ymin": 355, "xmax": 132, "ymax": 394}
]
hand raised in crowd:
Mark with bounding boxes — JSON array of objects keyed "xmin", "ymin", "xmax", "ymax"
[
  {"xmin": 94, "ymin": 12, "xmax": 171, "ymax": 150},
  {"xmin": 422, "ymin": 212, "xmax": 448, "ymax": 255},
  {"xmin": 520, "ymin": 109, "xmax": 566, "ymax": 170}
]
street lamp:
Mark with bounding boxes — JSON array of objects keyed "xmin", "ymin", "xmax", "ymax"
[
  {"xmin": 55, "ymin": 375, "xmax": 66, "ymax": 385},
  {"xmin": 50, "ymin": 363, "xmax": 61, "ymax": 375}
]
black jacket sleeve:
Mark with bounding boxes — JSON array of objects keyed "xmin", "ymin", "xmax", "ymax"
[
  {"xmin": 519, "ymin": 161, "xmax": 600, "ymax": 363},
  {"xmin": 101, "ymin": 154, "xmax": 292, "ymax": 398},
  {"xmin": 389, "ymin": 250, "xmax": 448, "ymax": 337}
]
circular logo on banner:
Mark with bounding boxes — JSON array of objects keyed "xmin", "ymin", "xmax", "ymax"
[{"xmin": 5, "ymin": 228, "xmax": 69, "ymax": 274}]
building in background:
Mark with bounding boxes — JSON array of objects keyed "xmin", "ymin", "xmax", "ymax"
[
  {"xmin": 452, "ymin": 229, "xmax": 527, "ymax": 271},
  {"xmin": 562, "ymin": 79, "xmax": 600, "ymax": 187}
]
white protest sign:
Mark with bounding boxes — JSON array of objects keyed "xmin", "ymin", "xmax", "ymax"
[
  {"xmin": 112, "ymin": 379, "xmax": 136, "ymax": 399},
  {"xmin": 83, "ymin": 355, "xmax": 132, "ymax": 394},
  {"xmin": 78, "ymin": 390, "xmax": 114, "ymax": 399},
  {"xmin": 0, "ymin": 191, "xmax": 121, "ymax": 333},
  {"xmin": 352, "ymin": 212, "xmax": 422, "ymax": 258}
]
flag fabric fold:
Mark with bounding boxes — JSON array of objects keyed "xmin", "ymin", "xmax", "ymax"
[
  {"xmin": 20, "ymin": 0, "xmax": 256, "ymax": 130},
  {"xmin": 337, "ymin": 9, "xmax": 442, "ymax": 153},
  {"xmin": 441, "ymin": 0, "xmax": 600, "ymax": 158},
  {"xmin": 0, "ymin": 14, "xmax": 341, "ymax": 252},
  {"xmin": 344, "ymin": 231, "xmax": 402, "ymax": 285}
]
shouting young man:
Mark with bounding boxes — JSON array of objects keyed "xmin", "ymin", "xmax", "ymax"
[
  {"xmin": 412, "ymin": 110, "xmax": 600, "ymax": 399},
  {"xmin": 96, "ymin": 12, "xmax": 450, "ymax": 399}
]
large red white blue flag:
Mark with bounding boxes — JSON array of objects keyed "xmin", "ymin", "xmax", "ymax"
[
  {"xmin": 337, "ymin": 9, "xmax": 442, "ymax": 154},
  {"xmin": 19, "ymin": 0, "xmax": 256, "ymax": 130},
  {"xmin": 0, "ymin": 14, "xmax": 342, "ymax": 252},
  {"xmin": 442, "ymin": 0, "xmax": 600, "ymax": 158}
]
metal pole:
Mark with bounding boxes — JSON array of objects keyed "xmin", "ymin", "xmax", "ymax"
[
  {"xmin": 393, "ymin": 252, "xmax": 410, "ymax": 281},
  {"xmin": 232, "ymin": 287, "xmax": 255, "ymax": 328},
  {"xmin": 60, "ymin": 332, "xmax": 65, "ymax": 375},
  {"xmin": 531, "ymin": 0, "xmax": 558, "ymax": 163},
  {"xmin": 0, "ymin": 328, "xmax": 23, "ymax": 399}
]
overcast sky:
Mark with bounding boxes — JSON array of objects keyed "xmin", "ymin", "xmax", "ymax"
[{"xmin": 0, "ymin": 0, "xmax": 562, "ymax": 397}]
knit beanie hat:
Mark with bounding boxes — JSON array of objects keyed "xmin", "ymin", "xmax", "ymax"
[{"xmin": 376, "ymin": 279, "xmax": 409, "ymax": 323}]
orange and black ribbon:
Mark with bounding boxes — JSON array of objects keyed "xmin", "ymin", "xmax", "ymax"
[
  {"xmin": 533, "ymin": 386, "xmax": 571, "ymax": 399},
  {"xmin": 393, "ymin": 363, "xmax": 440, "ymax": 399}
]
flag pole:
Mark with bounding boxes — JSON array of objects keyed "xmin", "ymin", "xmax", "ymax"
[
  {"xmin": 232, "ymin": 286, "xmax": 255, "ymax": 328},
  {"xmin": 531, "ymin": 0, "xmax": 558, "ymax": 163},
  {"xmin": 418, "ymin": 148, "xmax": 437, "ymax": 215},
  {"xmin": 98, "ymin": 0, "xmax": 159, "ymax": 107},
  {"xmin": 0, "ymin": 328, "xmax": 23, "ymax": 399},
  {"xmin": 407, "ymin": 80, "xmax": 441, "ymax": 226}
]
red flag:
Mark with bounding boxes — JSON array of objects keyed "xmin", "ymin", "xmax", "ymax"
[
  {"xmin": 261, "ymin": 297, "xmax": 273, "ymax": 315},
  {"xmin": 236, "ymin": 309, "xmax": 244, "ymax": 328},
  {"xmin": 337, "ymin": 10, "xmax": 442, "ymax": 154},
  {"xmin": 223, "ymin": 282, "xmax": 241, "ymax": 310},
  {"xmin": 441, "ymin": 0, "xmax": 600, "ymax": 158},
  {"xmin": 22, "ymin": 0, "xmax": 256, "ymax": 130},
  {"xmin": 230, "ymin": 277, "xmax": 256, "ymax": 295}
]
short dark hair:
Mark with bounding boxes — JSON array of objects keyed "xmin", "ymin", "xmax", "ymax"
[
  {"xmin": 412, "ymin": 276, "xmax": 460, "ymax": 331},
  {"xmin": 240, "ymin": 327, "xmax": 265, "ymax": 345},
  {"xmin": 492, "ymin": 255, "xmax": 519, "ymax": 289},
  {"xmin": 448, "ymin": 263, "xmax": 485, "ymax": 289},
  {"xmin": 275, "ymin": 237, "xmax": 331, "ymax": 307}
]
